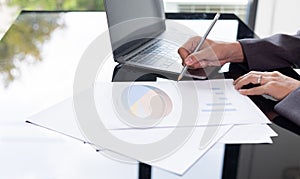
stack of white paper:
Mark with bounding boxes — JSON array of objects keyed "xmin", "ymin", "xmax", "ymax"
[{"xmin": 28, "ymin": 79, "xmax": 277, "ymax": 175}]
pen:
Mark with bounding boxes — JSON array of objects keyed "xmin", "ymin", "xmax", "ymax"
[{"xmin": 177, "ymin": 12, "xmax": 220, "ymax": 82}]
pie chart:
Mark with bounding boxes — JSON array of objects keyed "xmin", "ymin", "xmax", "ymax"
[{"xmin": 122, "ymin": 85, "xmax": 172, "ymax": 119}]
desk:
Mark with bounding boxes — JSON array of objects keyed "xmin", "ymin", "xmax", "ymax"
[{"xmin": 0, "ymin": 11, "xmax": 299, "ymax": 179}]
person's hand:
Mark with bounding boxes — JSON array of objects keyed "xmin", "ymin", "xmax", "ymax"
[
  {"xmin": 178, "ymin": 36, "xmax": 245, "ymax": 69},
  {"xmin": 233, "ymin": 71, "xmax": 300, "ymax": 100}
]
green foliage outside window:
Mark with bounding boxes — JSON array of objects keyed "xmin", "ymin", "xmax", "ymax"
[
  {"xmin": 7, "ymin": 0, "xmax": 105, "ymax": 11},
  {"xmin": 1, "ymin": 0, "xmax": 105, "ymax": 87},
  {"xmin": 0, "ymin": 13, "xmax": 65, "ymax": 87}
]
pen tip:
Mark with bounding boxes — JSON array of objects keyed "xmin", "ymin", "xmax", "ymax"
[{"xmin": 177, "ymin": 76, "xmax": 182, "ymax": 82}]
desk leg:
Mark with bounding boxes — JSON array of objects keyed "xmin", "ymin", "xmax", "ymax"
[
  {"xmin": 222, "ymin": 144, "xmax": 240, "ymax": 179},
  {"xmin": 138, "ymin": 162, "xmax": 152, "ymax": 179}
]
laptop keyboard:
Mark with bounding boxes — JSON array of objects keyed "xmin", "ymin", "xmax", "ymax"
[{"xmin": 128, "ymin": 40, "xmax": 179, "ymax": 68}]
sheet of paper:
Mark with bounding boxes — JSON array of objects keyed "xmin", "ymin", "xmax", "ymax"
[
  {"xmin": 219, "ymin": 124, "xmax": 278, "ymax": 144},
  {"xmin": 91, "ymin": 79, "xmax": 270, "ymax": 129},
  {"xmin": 109, "ymin": 125, "xmax": 232, "ymax": 175},
  {"xmin": 29, "ymin": 79, "xmax": 271, "ymax": 131},
  {"xmin": 150, "ymin": 125, "xmax": 232, "ymax": 175},
  {"xmin": 28, "ymin": 98, "xmax": 84, "ymax": 140},
  {"xmin": 152, "ymin": 142, "xmax": 225, "ymax": 179}
]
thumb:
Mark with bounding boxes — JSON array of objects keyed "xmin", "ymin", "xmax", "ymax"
[{"xmin": 184, "ymin": 54, "xmax": 205, "ymax": 69}]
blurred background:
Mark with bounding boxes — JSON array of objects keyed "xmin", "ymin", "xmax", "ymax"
[{"xmin": 1, "ymin": 0, "xmax": 299, "ymax": 40}]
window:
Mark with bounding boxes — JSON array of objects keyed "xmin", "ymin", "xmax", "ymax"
[
  {"xmin": 1, "ymin": 0, "xmax": 257, "ymax": 39},
  {"xmin": 163, "ymin": 0, "xmax": 257, "ymax": 27}
]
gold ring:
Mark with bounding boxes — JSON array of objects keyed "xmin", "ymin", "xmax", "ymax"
[{"xmin": 257, "ymin": 75, "xmax": 262, "ymax": 84}]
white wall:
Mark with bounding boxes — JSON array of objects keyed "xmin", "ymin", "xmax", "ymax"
[
  {"xmin": 0, "ymin": 0, "xmax": 18, "ymax": 40},
  {"xmin": 255, "ymin": 0, "xmax": 300, "ymax": 37}
]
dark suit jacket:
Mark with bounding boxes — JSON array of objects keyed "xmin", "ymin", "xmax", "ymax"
[{"xmin": 238, "ymin": 31, "xmax": 300, "ymax": 126}]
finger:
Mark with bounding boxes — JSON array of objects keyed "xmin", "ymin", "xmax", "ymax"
[
  {"xmin": 238, "ymin": 85, "xmax": 266, "ymax": 96},
  {"xmin": 183, "ymin": 55, "xmax": 205, "ymax": 68},
  {"xmin": 233, "ymin": 71, "xmax": 268, "ymax": 86},
  {"xmin": 178, "ymin": 47, "xmax": 190, "ymax": 62},
  {"xmin": 235, "ymin": 71, "xmax": 277, "ymax": 84},
  {"xmin": 191, "ymin": 60, "xmax": 207, "ymax": 69},
  {"xmin": 184, "ymin": 48, "xmax": 213, "ymax": 67},
  {"xmin": 234, "ymin": 74, "xmax": 262, "ymax": 90},
  {"xmin": 234, "ymin": 73, "xmax": 276, "ymax": 89},
  {"xmin": 233, "ymin": 71, "xmax": 259, "ymax": 85},
  {"xmin": 184, "ymin": 56, "xmax": 227, "ymax": 69},
  {"xmin": 186, "ymin": 53, "xmax": 214, "ymax": 68}
]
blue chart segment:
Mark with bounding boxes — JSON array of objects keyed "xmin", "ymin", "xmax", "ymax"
[{"xmin": 122, "ymin": 85, "xmax": 173, "ymax": 119}]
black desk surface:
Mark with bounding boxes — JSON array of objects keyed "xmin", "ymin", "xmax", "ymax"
[{"xmin": 0, "ymin": 11, "xmax": 299, "ymax": 179}]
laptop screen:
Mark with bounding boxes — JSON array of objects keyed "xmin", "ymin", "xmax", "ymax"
[{"xmin": 104, "ymin": 0, "xmax": 166, "ymax": 60}]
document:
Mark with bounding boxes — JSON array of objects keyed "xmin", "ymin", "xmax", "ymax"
[
  {"xmin": 91, "ymin": 79, "xmax": 270, "ymax": 129},
  {"xmin": 28, "ymin": 98, "xmax": 83, "ymax": 141},
  {"xmin": 141, "ymin": 126, "xmax": 232, "ymax": 175},
  {"xmin": 106, "ymin": 125, "xmax": 231, "ymax": 175},
  {"xmin": 30, "ymin": 79, "xmax": 270, "ymax": 129},
  {"xmin": 219, "ymin": 124, "xmax": 278, "ymax": 144},
  {"xmin": 27, "ymin": 79, "xmax": 276, "ymax": 175}
]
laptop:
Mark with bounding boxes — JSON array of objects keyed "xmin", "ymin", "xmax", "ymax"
[{"xmin": 104, "ymin": 0, "xmax": 208, "ymax": 79}]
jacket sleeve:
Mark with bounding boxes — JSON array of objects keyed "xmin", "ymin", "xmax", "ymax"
[
  {"xmin": 238, "ymin": 31, "xmax": 300, "ymax": 70},
  {"xmin": 274, "ymin": 87, "xmax": 300, "ymax": 126}
]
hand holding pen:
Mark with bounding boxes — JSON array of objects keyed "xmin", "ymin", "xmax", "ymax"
[{"xmin": 177, "ymin": 13, "xmax": 220, "ymax": 82}]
